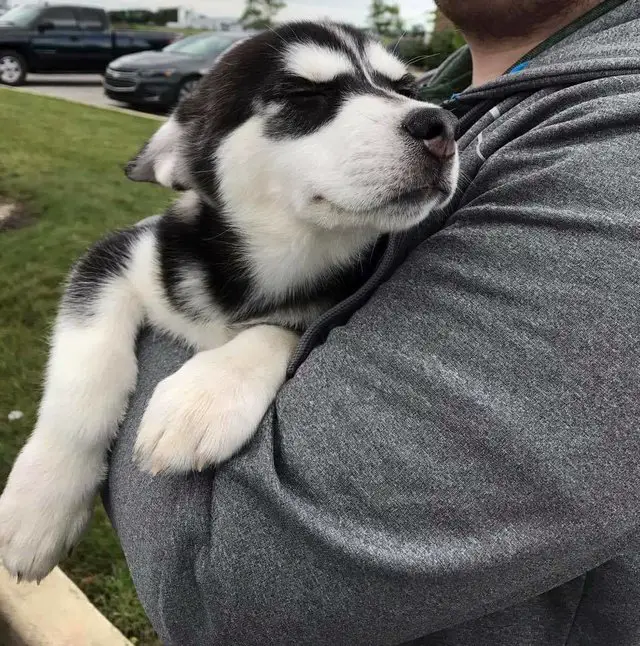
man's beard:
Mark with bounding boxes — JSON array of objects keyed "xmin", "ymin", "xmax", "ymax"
[{"xmin": 434, "ymin": 0, "xmax": 596, "ymax": 40}]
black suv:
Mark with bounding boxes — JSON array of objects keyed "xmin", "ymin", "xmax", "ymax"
[{"xmin": 0, "ymin": 4, "xmax": 177, "ymax": 86}]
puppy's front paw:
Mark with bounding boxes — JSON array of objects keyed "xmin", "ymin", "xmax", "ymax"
[
  {"xmin": 0, "ymin": 465, "xmax": 91, "ymax": 582},
  {"xmin": 134, "ymin": 349, "xmax": 280, "ymax": 475}
]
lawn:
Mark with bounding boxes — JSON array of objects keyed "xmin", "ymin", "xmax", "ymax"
[
  {"xmin": 112, "ymin": 22, "xmax": 207, "ymax": 37},
  {"xmin": 0, "ymin": 89, "xmax": 173, "ymax": 644}
]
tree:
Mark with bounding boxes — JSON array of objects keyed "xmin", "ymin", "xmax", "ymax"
[
  {"xmin": 392, "ymin": 9, "xmax": 466, "ymax": 73},
  {"xmin": 409, "ymin": 23, "xmax": 426, "ymax": 39},
  {"xmin": 241, "ymin": 0, "xmax": 286, "ymax": 30},
  {"xmin": 369, "ymin": 0, "xmax": 404, "ymax": 38}
]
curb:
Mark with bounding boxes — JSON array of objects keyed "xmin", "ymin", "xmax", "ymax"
[
  {"xmin": 0, "ymin": 566, "xmax": 132, "ymax": 645},
  {"xmin": 0, "ymin": 85, "xmax": 165, "ymax": 121}
]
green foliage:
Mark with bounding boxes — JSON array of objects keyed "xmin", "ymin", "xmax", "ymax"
[
  {"xmin": 0, "ymin": 89, "xmax": 171, "ymax": 645},
  {"xmin": 431, "ymin": 27, "xmax": 466, "ymax": 53},
  {"xmin": 241, "ymin": 0, "xmax": 286, "ymax": 29},
  {"xmin": 408, "ymin": 23, "xmax": 426, "ymax": 38},
  {"xmin": 369, "ymin": 0, "xmax": 404, "ymax": 38},
  {"xmin": 108, "ymin": 8, "xmax": 178, "ymax": 26},
  {"xmin": 392, "ymin": 28, "xmax": 466, "ymax": 71}
]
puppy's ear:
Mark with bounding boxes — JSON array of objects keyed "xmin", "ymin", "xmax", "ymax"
[{"xmin": 125, "ymin": 117, "xmax": 191, "ymax": 190}]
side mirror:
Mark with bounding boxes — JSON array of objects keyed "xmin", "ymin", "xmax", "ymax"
[{"xmin": 37, "ymin": 21, "xmax": 55, "ymax": 32}]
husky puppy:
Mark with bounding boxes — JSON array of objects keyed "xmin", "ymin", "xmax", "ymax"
[{"xmin": 0, "ymin": 21, "xmax": 458, "ymax": 582}]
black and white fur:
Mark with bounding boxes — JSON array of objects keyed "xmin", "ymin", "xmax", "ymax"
[{"xmin": 0, "ymin": 22, "xmax": 458, "ymax": 582}]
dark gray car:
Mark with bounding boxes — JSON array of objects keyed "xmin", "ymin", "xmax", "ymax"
[{"xmin": 103, "ymin": 31, "xmax": 249, "ymax": 110}]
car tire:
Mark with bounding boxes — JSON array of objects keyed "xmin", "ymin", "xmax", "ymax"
[
  {"xmin": 0, "ymin": 51, "xmax": 27, "ymax": 86},
  {"xmin": 176, "ymin": 76, "xmax": 200, "ymax": 105}
]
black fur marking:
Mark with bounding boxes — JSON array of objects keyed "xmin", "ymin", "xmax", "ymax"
[
  {"xmin": 125, "ymin": 23, "xmax": 408, "ymax": 192},
  {"xmin": 170, "ymin": 22, "xmax": 392, "ymax": 193},
  {"xmin": 158, "ymin": 200, "xmax": 251, "ymax": 320},
  {"xmin": 63, "ymin": 225, "xmax": 149, "ymax": 318},
  {"xmin": 157, "ymin": 199, "xmax": 386, "ymax": 328},
  {"xmin": 372, "ymin": 72, "xmax": 419, "ymax": 99},
  {"xmin": 264, "ymin": 74, "xmax": 391, "ymax": 140},
  {"xmin": 120, "ymin": 23, "xmax": 405, "ymax": 330}
]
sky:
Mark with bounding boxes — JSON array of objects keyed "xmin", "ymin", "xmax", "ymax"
[
  {"xmin": 219, "ymin": 1, "xmax": 436, "ymax": 26},
  {"xmin": 81, "ymin": 0, "xmax": 437, "ymax": 28}
]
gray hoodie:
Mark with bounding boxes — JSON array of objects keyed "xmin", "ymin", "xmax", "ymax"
[{"xmin": 106, "ymin": 1, "xmax": 640, "ymax": 644}]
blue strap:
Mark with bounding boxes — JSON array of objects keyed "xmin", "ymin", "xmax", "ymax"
[{"xmin": 509, "ymin": 61, "xmax": 531, "ymax": 74}]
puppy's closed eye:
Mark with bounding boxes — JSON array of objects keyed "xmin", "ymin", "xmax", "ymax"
[
  {"xmin": 272, "ymin": 78, "xmax": 335, "ymax": 106},
  {"xmin": 285, "ymin": 87, "xmax": 328, "ymax": 100}
]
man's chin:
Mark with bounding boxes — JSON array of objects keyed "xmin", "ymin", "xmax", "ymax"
[{"xmin": 434, "ymin": 0, "xmax": 574, "ymax": 40}]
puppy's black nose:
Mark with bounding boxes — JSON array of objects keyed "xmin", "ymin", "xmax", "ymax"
[{"xmin": 402, "ymin": 108, "xmax": 458, "ymax": 160}]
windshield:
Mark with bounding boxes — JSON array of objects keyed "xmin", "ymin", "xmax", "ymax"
[
  {"xmin": 0, "ymin": 4, "xmax": 41, "ymax": 27},
  {"xmin": 164, "ymin": 32, "xmax": 244, "ymax": 57}
]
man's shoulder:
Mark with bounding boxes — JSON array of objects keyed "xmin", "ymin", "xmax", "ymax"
[{"xmin": 461, "ymin": 73, "xmax": 640, "ymax": 173}]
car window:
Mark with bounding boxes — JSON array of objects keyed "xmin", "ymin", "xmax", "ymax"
[
  {"xmin": 164, "ymin": 33, "xmax": 245, "ymax": 58},
  {"xmin": 76, "ymin": 8, "xmax": 106, "ymax": 31},
  {"xmin": 0, "ymin": 4, "xmax": 42, "ymax": 28},
  {"xmin": 39, "ymin": 7, "xmax": 79, "ymax": 30}
]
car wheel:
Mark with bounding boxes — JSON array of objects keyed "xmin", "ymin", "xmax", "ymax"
[
  {"xmin": 0, "ymin": 51, "xmax": 27, "ymax": 86},
  {"xmin": 177, "ymin": 77, "xmax": 200, "ymax": 104}
]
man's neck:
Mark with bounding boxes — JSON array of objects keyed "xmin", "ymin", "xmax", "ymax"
[{"xmin": 465, "ymin": 0, "xmax": 604, "ymax": 86}]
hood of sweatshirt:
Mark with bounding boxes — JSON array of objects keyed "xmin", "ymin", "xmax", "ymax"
[
  {"xmin": 422, "ymin": 0, "xmax": 640, "ymax": 117},
  {"xmin": 287, "ymin": 0, "xmax": 640, "ymax": 375}
]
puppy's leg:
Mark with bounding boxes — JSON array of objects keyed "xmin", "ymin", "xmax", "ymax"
[
  {"xmin": 134, "ymin": 325, "xmax": 299, "ymax": 475},
  {"xmin": 0, "ymin": 235, "xmax": 145, "ymax": 582}
]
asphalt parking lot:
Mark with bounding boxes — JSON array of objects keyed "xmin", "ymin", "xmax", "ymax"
[{"xmin": 14, "ymin": 74, "xmax": 164, "ymax": 117}]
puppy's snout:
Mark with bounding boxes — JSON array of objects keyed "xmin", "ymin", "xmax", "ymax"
[{"xmin": 402, "ymin": 108, "xmax": 458, "ymax": 160}]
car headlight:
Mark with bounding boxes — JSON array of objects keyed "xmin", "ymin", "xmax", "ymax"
[{"xmin": 139, "ymin": 68, "xmax": 176, "ymax": 79}]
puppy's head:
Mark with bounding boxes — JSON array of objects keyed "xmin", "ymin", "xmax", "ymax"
[{"xmin": 126, "ymin": 22, "xmax": 459, "ymax": 233}]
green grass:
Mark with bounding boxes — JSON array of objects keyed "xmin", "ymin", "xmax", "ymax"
[
  {"xmin": 112, "ymin": 22, "xmax": 207, "ymax": 36},
  {"xmin": 0, "ymin": 89, "xmax": 173, "ymax": 644}
]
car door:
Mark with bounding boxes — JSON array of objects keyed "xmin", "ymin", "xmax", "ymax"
[
  {"xmin": 30, "ymin": 7, "xmax": 82, "ymax": 72},
  {"xmin": 75, "ymin": 8, "xmax": 113, "ymax": 73}
]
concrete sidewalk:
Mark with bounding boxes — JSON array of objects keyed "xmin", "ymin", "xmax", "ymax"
[
  {"xmin": 17, "ymin": 74, "xmax": 111, "ymax": 110},
  {"xmin": 1, "ymin": 84, "xmax": 164, "ymax": 121}
]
